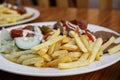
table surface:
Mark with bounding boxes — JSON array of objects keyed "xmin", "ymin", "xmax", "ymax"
[{"xmin": 0, "ymin": 6, "xmax": 120, "ymax": 80}]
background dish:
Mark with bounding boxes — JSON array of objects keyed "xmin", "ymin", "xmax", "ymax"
[
  {"xmin": 0, "ymin": 7, "xmax": 40, "ymax": 27},
  {"xmin": 0, "ymin": 22, "xmax": 120, "ymax": 77}
]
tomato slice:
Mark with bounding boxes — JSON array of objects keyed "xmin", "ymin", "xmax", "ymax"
[
  {"xmin": 10, "ymin": 26, "xmax": 34, "ymax": 39},
  {"xmin": 11, "ymin": 29, "xmax": 23, "ymax": 39}
]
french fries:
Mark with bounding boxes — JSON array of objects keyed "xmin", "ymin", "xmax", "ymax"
[
  {"xmin": 102, "ymin": 36, "xmax": 115, "ymax": 51},
  {"xmin": 68, "ymin": 52, "xmax": 82, "ymax": 61},
  {"xmin": 108, "ymin": 44, "xmax": 120, "ymax": 54},
  {"xmin": 95, "ymin": 47, "xmax": 103, "ymax": 60},
  {"xmin": 17, "ymin": 54, "xmax": 37, "ymax": 63},
  {"xmin": 4, "ymin": 26, "xmax": 120, "ymax": 70},
  {"xmin": 46, "ymin": 56, "xmax": 72, "ymax": 67},
  {"xmin": 48, "ymin": 29, "xmax": 60, "ymax": 40},
  {"xmin": 58, "ymin": 60, "xmax": 88, "ymax": 69},
  {"xmin": 22, "ymin": 57, "xmax": 41, "ymax": 66},
  {"xmin": 16, "ymin": 13, "xmax": 33, "ymax": 21},
  {"xmin": 60, "ymin": 44, "xmax": 78, "ymax": 51},
  {"xmin": 58, "ymin": 53, "xmax": 89, "ymax": 69},
  {"xmin": 47, "ymin": 43, "xmax": 56, "ymax": 55},
  {"xmin": 0, "ymin": 5, "xmax": 33, "ymax": 24},
  {"xmin": 31, "ymin": 35, "xmax": 65, "ymax": 51},
  {"xmin": 52, "ymin": 50, "xmax": 68, "ymax": 58},
  {"xmin": 88, "ymin": 38, "xmax": 103, "ymax": 64},
  {"xmin": 70, "ymin": 31, "xmax": 88, "ymax": 53}
]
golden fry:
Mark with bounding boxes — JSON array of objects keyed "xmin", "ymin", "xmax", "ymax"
[
  {"xmin": 17, "ymin": 54, "xmax": 37, "ymax": 63},
  {"xmin": 22, "ymin": 57, "xmax": 41, "ymax": 66},
  {"xmin": 68, "ymin": 52, "xmax": 82, "ymax": 61},
  {"xmin": 78, "ymin": 52, "xmax": 89, "ymax": 61},
  {"xmin": 67, "ymin": 39, "xmax": 76, "ymax": 45},
  {"xmin": 52, "ymin": 50, "xmax": 68, "ymax": 58},
  {"xmin": 108, "ymin": 44, "xmax": 120, "ymax": 54},
  {"xmin": 70, "ymin": 31, "xmax": 88, "ymax": 52},
  {"xmin": 42, "ymin": 54, "xmax": 52, "ymax": 62},
  {"xmin": 88, "ymin": 38, "xmax": 103, "ymax": 64},
  {"xmin": 89, "ymin": 40, "xmax": 94, "ymax": 52},
  {"xmin": 48, "ymin": 29, "xmax": 60, "ymax": 40},
  {"xmin": 34, "ymin": 57, "xmax": 44, "ymax": 67},
  {"xmin": 95, "ymin": 47, "xmax": 103, "ymax": 61},
  {"xmin": 58, "ymin": 60, "xmax": 88, "ymax": 69},
  {"xmin": 46, "ymin": 56, "xmax": 72, "ymax": 67},
  {"xmin": 47, "ymin": 43, "xmax": 56, "ymax": 55},
  {"xmin": 5, "ymin": 54, "xmax": 18, "ymax": 62},
  {"xmin": 60, "ymin": 44, "xmax": 78, "ymax": 51},
  {"xmin": 80, "ymin": 35, "xmax": 90, "ymax": 51},
  {"xmin": 62, "ymin": 37, "xmax": 71, "ymax": 44},
  {"xmin": 31, "ymin": 36, "xmax": 65, "ymax": 51},
  {"xmin": 58, "ymin": 52, "xmax": 89, "ymax": 69},
  {"xmin": 11, "ymin": 50, "xmax": 34, "ymax": 57},
  {"xmin": 102, "ymin": 36, "xmax": 115, "ymax": 51},
  {"xmin": 37, "ymin": 47, "xmax": 48, "ymax": 56}
]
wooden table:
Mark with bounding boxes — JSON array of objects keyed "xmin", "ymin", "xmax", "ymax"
[{"xmin": 0, "ymin": 7, "xmax": 120, "ymax": 80}]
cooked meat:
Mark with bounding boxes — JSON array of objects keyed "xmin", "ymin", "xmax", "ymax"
[
  {"xmin": 53, "ymin": 20, "xmax": 87, "ymax": 35},
  {"xmin": 93, "ymin": 31, "xmax": 119, "ymax": 42},
  {"xmin": 54, "ymin": 22, "xmax": 64, "ymax": 34},
  {"xmin": 70, "ymin": 20, "xmax": 87, "ymax": 30}
]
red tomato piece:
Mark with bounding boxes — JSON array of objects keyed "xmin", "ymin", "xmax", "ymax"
[{"xmin": 11, "ymin": 29, "xmax": 23, "ymax": 39}]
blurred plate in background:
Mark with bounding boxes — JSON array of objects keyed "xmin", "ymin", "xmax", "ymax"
[{"xmin": 0, "ymin": 7, "xmax": 40, "ymax": 27}]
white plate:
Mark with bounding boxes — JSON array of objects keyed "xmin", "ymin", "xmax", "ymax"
[
  {"xmin": 0, "ymin": 7, "xmax": 40, "ymax": 27},
  {"xmin": 0, "ymin": 22, "xmax": 120, "ymax": 77}
]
